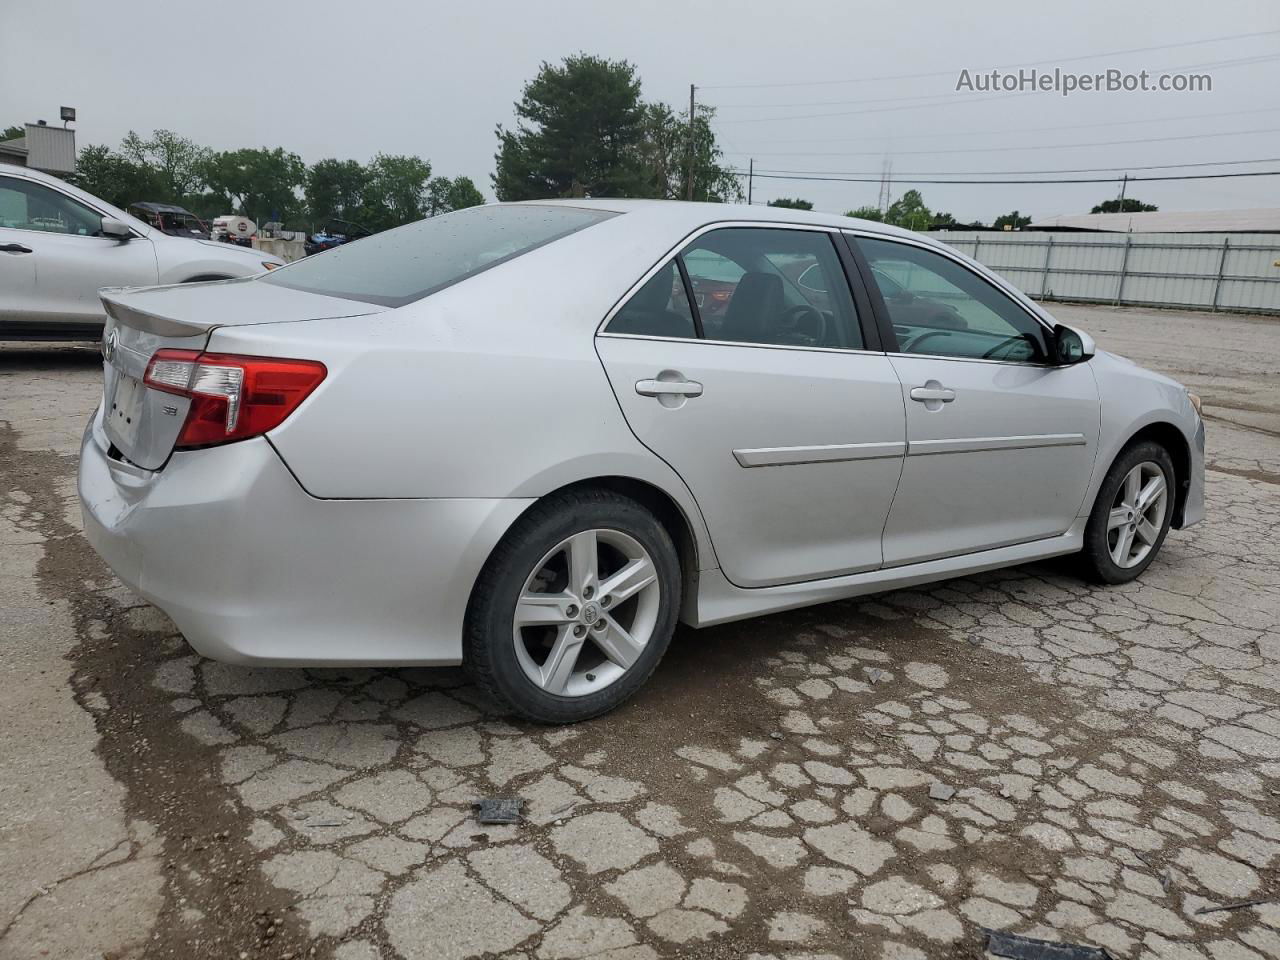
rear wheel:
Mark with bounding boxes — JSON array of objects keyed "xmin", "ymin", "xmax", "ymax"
[
  {"xmin": 1079, "ymin": 441, "xmax": 1175, "ymax": 584},
  {"xmin": 464, "ymin": 490, "xmax": 681, "ymax": 723}
]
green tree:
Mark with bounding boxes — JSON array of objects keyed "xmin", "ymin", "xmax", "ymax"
[
  {"xmin": 71, "ymin": 144, "xmax": 160, "ymax": 208},
  {"xmin": 1091, "ymin": 198, "xmax": 1158, "ymax": 214},
  {"xmin": 363, "ymin": 153, "xmax": 433, "ymax": 229},
  {"xmin": 494, "ymin": 54, "xmax": 647, "ymax": 200},
  {"xmin": 2, "ymin": 125, "xmax": 24, "ymax": 142},
  {"xmin": 768, "ymin": 198, "xmax": 814, "ymax": 210},
  {"xmin": 993, "ymin": 209, "xmax": 1032, "ymax": 230},
  {"xmin": 636, "ymin": 103, "xmax": 742, "ymax": 202},
  {"xmin": 885, "ymin": 189, "xmax": 932, "ymax": 230},
  {"xmin": 845, "ymin": 205, "xmax": 884, "ymax": 222},
  {"xmin": 426, "ymin": 175, "xmax": 485, "ymax": 216},
  {"xmin": 119, "ymin": 129, "xmax": 211, "ymax": 203},
  {"xmin": 305, "ymin": 158, "xmax": 370, "ymax": 222},
  {"xmin": 202, "ymin": 147, "xmax": 306, "ymax": 223}
]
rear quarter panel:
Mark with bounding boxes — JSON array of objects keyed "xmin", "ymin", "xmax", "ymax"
[{"xmin": 208, "ymin": 216, "xmax": 719, "ymax": 568}]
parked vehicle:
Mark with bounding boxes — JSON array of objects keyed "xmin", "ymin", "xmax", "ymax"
[
  {"xmin": 79, "ymin": 201, "xmax": 1204, "ymax": 722},
  {"xmin": 0, "ymin": 168, "xmax": 284, "ymax": 340},
  {"xmin": 304, "ymin": 218, "xmax": 373, "ymax": 256},
  {"xmin": 210, "ymin": 215, "xmax": 256, "ymax": 247},
  {"xmin": 126, "ymin": 202, "xmax": 210, "ymax": 240}
]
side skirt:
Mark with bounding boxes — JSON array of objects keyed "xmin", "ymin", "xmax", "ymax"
[{"xmin": 686, "ymin": 519, "xmax": 1086, "ymax": 628}]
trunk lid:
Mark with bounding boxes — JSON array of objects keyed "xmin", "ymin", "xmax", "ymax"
[{"xmin": 99, "ymin": 278, "xmax": 385, "ymax": 470}]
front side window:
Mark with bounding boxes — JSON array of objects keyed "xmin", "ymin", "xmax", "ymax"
[
  {"xmin": 262, "ymin": 204, "xmax": 617, "ymax": 306},
  {"xmin": 857, "ymin": 236, "xmax": 1049, "ymax": 362},
  {"xmin": 0, "ymin": 177, "xmax": 104, "ymax": 236},
  {"xmin": 680, "ymin": 228, "xmax": 862, "ymax": 349}
]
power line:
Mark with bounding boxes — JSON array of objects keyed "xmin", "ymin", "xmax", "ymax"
[
  {"xmin": 729, "ymin": 169, "xmax": 1280, "ymax": 186},
  {"xmin": 715, "ymin": 105, "xmax": 1280, "ymax": 147},
  {"xmin": 699, "ymin": 28, "xmax": 1280, "ymax": 90},
  {"xmin": 724, "ymin": 126, "xmax": 1280, "ymax": 159},
  {"xmin": 710, "ymin": 53, "xmax": 1280, "ymax": 125},
  {"xmin": 743, "ymin": 156, "xmax": 1280, "ymax": 178}
]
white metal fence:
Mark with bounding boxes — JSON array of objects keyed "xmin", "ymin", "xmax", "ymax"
[{"xmin": 924, "ymin": 230, "xmax": 1280, "ymax": 315}]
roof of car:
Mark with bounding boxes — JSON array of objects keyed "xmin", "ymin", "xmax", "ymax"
[
  {"xmin": 519, "ymin": 197, "xmax": 929, "ymax": 243},
  {"xmin": 128, "ymin": 201, "xmax": 197, "ymax": 215}
]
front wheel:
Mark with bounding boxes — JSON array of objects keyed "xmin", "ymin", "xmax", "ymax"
[
  {"xmin": 464, "ymin": 490, "xmax": 681, "ymax": 723},
  {"xmin": 1079, "ymin": 441, "xmax": 1175, "ymax": 584}
]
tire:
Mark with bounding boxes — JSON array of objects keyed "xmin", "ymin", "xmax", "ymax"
[
  {"xmin": 464, "ymin": 489, "xmax": 682, "ymax": 723},
  {"xmin": 1079, "ymin": 440, "xmax": 1176, "ymax": 584}
]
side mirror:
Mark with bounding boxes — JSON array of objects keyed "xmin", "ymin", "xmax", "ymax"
[
  {"xmin": 100, "ymin": 217, "xmax": 132, "ymax": 241},
  {"xmin": 1052, "ymin": 323, "xmax": 1096, "ymax": 365}
]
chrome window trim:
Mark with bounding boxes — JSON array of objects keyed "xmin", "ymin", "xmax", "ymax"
[
  {"xmin": 842, "ymin": 228, "xmax": 1064, "ymax": 367},
  {"xmin": 596, "ymin": 330, "xmax": 889, "ymax": 359},
  {"xmin": 885, "ymin": 351, "xmax": 1056, "ymax": 369},
  {"xmin": 597, "ymin": 220, "xmax": 874, "ymax": 355}
]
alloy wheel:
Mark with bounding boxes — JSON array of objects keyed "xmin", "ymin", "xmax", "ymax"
[
  {"xmin": 512, "ymin": 528, "xmax": 661, "ymax": 698},
  {"xmin": 1107, "ymin": 461, "xmax": 1168, "ymax": 569}
]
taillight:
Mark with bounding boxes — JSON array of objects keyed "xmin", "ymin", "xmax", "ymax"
[{"xmin": 144, "ymin": 349, "xmax": 326, "ymax": 448}]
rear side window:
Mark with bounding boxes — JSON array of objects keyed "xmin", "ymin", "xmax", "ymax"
[
  {"xmin": 262, "ymin": 204, "xmax": 617, "ymax": 306},
  {"xmin": 608, "ymin": 261, "xmax": 698, "ymax": 339},
  {"xmin": 608, "ymin": 227, "xmax": 863, "ymax": 350}
]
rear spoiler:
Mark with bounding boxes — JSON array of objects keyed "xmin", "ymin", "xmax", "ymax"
[{"xmin": 101, "ymin": 289, "xmax": 220, "ymax": 340}]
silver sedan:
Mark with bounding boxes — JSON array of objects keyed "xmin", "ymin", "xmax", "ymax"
[{"xmin": 78, "ymin": 201, "xmax": 1204, "ymax": 722}]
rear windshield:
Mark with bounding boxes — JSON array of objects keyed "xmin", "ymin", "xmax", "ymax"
[{"xmin": 262, "ymin": 204, "xmax": 617, "ymax": 306}]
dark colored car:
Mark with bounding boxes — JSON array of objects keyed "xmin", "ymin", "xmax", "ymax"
[
  {"xmin": 126, "ymin": 202, "xmax": 210, "ymax": 240},
  {"xmin": 304, "ymin": 218, "xmax": 373, "ymax": 256}
]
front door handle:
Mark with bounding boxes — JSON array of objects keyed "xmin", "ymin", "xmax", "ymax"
[
  {"xmin": 636, "ymin": 378, "xmax": 703, "ymax": 398},
  {"xmin": 0, "ymin": 243, "xmax": 32, "ymax": 254},
  {"xmin": 909, "ymin": 384, "xmax": 956, "ymax": 403}
]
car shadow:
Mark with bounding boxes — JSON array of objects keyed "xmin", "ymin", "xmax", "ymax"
[{"xmin": 0, "ymin": 343, "xmax": 102, "ymax": 370}]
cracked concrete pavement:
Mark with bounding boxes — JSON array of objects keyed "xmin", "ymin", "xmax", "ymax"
[{"xmin": 1, "ymin": 302, "xmax": 1277, "ymax": 960}]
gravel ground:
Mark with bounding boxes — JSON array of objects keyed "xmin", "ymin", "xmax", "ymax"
[{"xmin": 1, "ymin": 302, "xmax": 1278, "ymax": 960}]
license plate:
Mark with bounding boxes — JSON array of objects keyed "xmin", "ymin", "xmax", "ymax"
[{"xmin": 108, "ymin": 374, "xmax": 144, "ymax": 449}]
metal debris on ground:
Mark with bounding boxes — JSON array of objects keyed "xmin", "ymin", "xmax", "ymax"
[
  {"xmin": 928, "ymin": 782, "xmax": 957, "ymax": 801},
  {"xmin": 1195, "ymin": 899, "xmax": 1272, "ymax": 915},
  {"xmin": 984, "ymin": 929, "xmax": 1112, "ymax": 960},
  {"xmin": 473, "ymin": 796, "xmax": 524, "ymax": 824}
]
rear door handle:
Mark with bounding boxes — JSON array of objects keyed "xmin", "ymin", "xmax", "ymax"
[
  {"xmin": 636, "ymin": 378, "xmax": 703, "ymax": 398},
  {"xmin": 909, "ymin": 385, "xmax": 955, "ymax": 403},
  {"xmin": 0, "ymin": 243, "xmax": 32, "ymax": 254}
]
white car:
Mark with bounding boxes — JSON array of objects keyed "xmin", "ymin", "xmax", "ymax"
[
  {"xmin": 0, "ymin": 166, "xmax": 284, "ymax": 340},
  {"xmin": 78, "ymin": 201, "xmax": 1204, "ymax": 722}
]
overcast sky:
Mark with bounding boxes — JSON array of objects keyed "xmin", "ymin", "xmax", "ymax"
[{"xmin": 2, "ymin": 1, "xmax": 1277, "ymax": 222}]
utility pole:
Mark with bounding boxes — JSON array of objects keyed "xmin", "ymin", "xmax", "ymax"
[
  {"xmin": 686, "ymin": 84, "xmax": 696, "ymax": 202},
  {"xmin": 748, "ymin": 158, "xmax": 754, "ymax": 204},
  {"xmin": 1115, "ymin": 173, "xmax": 1128, "ymax": 213}
]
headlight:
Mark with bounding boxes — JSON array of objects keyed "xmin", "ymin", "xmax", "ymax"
[
  {"xmin": 261, "ymin": 261, "xmax": 283, "ymax": 271},
  {"xmin": 1187, "ymin": 391, "xmax": 1203, "ymax": 417}
]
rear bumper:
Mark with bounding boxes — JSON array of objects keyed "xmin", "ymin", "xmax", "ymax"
[{"xmin": 78, "ymin": 408, "xmax": 532, "ymax": 665}]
